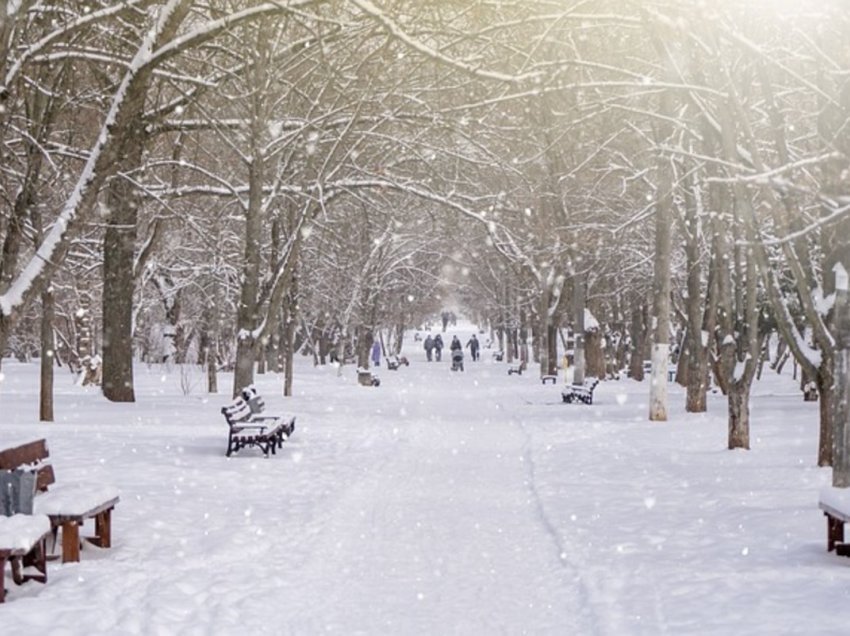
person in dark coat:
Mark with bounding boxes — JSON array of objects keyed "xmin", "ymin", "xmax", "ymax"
[
  {"xmin": 433, "ymin": 334, "xmax": 444, "ymax": 361},
  {"xmin": 424, "ymin": 335, "xmax": 434, "ymax": 361},
  {"xmin": 466, "ymin": 334, "xmax": 480, "ymax": 361}
]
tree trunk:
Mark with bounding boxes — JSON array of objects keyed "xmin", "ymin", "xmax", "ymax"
[
  {"xmin": 683, "ymin": 176, "xmax": 709, "ymax": 411},
  {"xmin": 585, "ymin": 328, "xmax": 605, "ymax": 379},
  {"xmin": 818, "ymin": 364, "xmax": 835, "ymax": 467},
  {"xmin": 573, "ymin": 274, "xmax": 586, "ymax": 385},
  {"xmin": 356, "ymin": 326, "xmax": 374, "ymax": 386},
  {"xmin": 233, "ymin": 334, "xmax": 256, "ymax": 396},
  {"xmin": 727, "ymin": 382, "xmax": 751, "ymax": 450},
  {"xmin": 547, "ymin": 323, "xmax": 558, "ymax": 376},
  {"xmin": 832, "ymin": 262, "xmax": 850, "ymax": 484},
  {"xmin": 537, "ymin": 288, "xmax": 555, "ymax": 377},
  {"xmin": 649, "ymin": 86, "xmax": 674, "ymax": 422},
  {"xmin": 100, "ymin": 3, "xmax": 191, "ymax": 401},
  {"xmin": 102, "ymin": 172, "xmax": 139, "ymax": 403},
  {"xmin": 283, "ymin": 293, "xmax": 296, "ymax": 398},
  {"xmin": 628, "ymin": 303, "xmax": 646, "ymax": 380},
  {"xmin": 39, "ymin": 288, "xmax": 54, "ymax": 422}
]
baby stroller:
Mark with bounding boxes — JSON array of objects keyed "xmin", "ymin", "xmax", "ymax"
[{"xmin": 451, "ymin": 349, "xmax": 464, "ymax": 372}]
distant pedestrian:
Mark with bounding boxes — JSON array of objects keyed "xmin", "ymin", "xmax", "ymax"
[
  {"xmin": 433, "ymin": 334, "xmax": 444, "ymax": 361},
  {"xmin": 371, "ymin": 340, "xmax": 381, "ymax": 367},
  {"xmin": 466, "ymin": 334, "xmax": 480, "ymax": 361},
  {"xmin": 424, "ymin": 335, "xmax": 434, "ymax": 361}
]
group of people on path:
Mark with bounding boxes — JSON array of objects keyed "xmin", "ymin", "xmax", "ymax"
[{"xmin": 423, "ymin": 333, "xmax": 480, "ymax": 362}]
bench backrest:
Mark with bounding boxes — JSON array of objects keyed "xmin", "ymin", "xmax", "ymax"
[
  {"xmin": 0, "ymin": 439, "xmax": 55, "ymax": 492},
  {"xmin": 240, "ymin": 386, "xmax": 266, "ymax": 416},
  {"xmin": 222, "ymin": 399, "xmax": 252, "ymax": 425}
]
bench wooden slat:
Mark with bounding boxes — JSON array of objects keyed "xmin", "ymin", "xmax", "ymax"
[{"xmin": 0, "ymin": 439, "xmax": 50, "ymax": 470}]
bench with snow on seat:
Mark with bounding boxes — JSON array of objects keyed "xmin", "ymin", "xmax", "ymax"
[
  {"xmin": 562, "ymin": 378, "xmax": 600, "ymax": 405},
  {"xmin": 541, "ymin": 375, "xmax": 557, "ymax": 385},
  {"xmin": 356, "ymin": 367, "xmax": 381, "ymax": 386},
  {"xmin": 0, "ymin": 438, "xmax": 119, "ymax": 564},
  {"xmin": 818, "ymin": 486, "xmax": 850, "ymax": 556},
  {"xmin": 507, "ymin": 361, "xmax": 526, "ymax": 376},
  {"xmin": 222, "ymin": 386, "xmax": 295, "ymax": 458},
  {"xmin": 0, "ymin": 514, "xmax": 51, "ymax": 603},
  {"xmin": 386, "ymin": 355, "xmax": 409, "ymax": 371}
]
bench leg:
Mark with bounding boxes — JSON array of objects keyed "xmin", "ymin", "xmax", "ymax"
[
  {"xmin": 13, "ymin": 537, "xmax": 47, "ymax": 584},
  {"xmin": 827, "ymin": 513, "xmax": 844, "ymax": 552},
  {"xmin": 61, "ymin": 520, "xmax": 81, "ymax": 563},
  {"xmin": 90, "ymin": 509, "xmax": 113, "ymax": 548},
  {"xmin": 0, "ymin": 555, "xmax": 6, "ymax": 603}
]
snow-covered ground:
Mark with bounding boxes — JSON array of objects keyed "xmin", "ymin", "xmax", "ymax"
[{"xmin": 2, "ymin": 322, "xmax": 849, "ymax": 634}]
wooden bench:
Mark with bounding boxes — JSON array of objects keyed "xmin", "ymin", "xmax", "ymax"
[
  {"xmin": 386, "ymin": 355, "xmax": 409, "ymax": 371},
  {"xmin": 356, "ymin": 367, "xmax": 381, "ymax": 387},
  {"xmin": 0, "ymin": 439, "xmax": 120, "ymax": 564},
  {"xmin": 818, "ymin": 488, "xmax": 850, "ymax": 556},
  {"xmin": 541, "ymin": 375, "xmax": 557, "ymax": 385},
  {"xmin": 0, "ymin": 514, "xmax": 51, "ymax": 603},
  {"xmin": 222, "ymin": 386, "xmax": 295, "ymax": 457},
  {"xmin": 507, "ymin": 361, "xmax": 526, "ymax": 376},
  {"xmin": 562, "ymin": 378, "xmax": 600, "ymax": 405}
]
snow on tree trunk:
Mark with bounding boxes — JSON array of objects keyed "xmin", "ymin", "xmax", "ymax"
[
  {"xmin": 649, "ymin": 343, "xmax": 670, "ymax": 421},
  {"xmin": 833, "ymin": 262, "xmax": 850, "ymax": 485}
]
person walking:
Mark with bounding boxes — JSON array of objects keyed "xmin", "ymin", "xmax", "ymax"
[
  {"xmin": 424, "ymin": 335, "xmax": 434, "ymax": 361},
  {"xmin": 466, "ymin": 334, "xmax": 480, "ymax": 361},
  {"xmin": 371, "ymin": 340, "xmax": 381, "ymax": 367},
  {"xmin": 433, "ymin": 334, "xmax": 444, "ymax": 361}
]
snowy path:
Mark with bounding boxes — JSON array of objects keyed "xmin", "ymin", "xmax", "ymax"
[
  {"xmin": 279, "ymin": 374, "xmax": 593, "ymax": 634},
  {"xmin": 4, "ymin": 329, "xmax": 850, "ymax": 634}
]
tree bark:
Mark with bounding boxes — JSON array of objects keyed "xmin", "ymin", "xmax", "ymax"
[
  {"xmin": 102, "ymin": 169, "xmax": 140, "ymax": 402},
  {"xmin": 831, "ymin": 260, "xmax": 850, "ymax": 485},
  {"xmin": 39, "ymin": 288, "xmax": 54, "ymax": 422},
  {"xmin": 727, "ymin": 382, "xmax": 751, "ymax": 450},
  {"xmin": 572, "ymin": 273, "xmax": 586, "ymax": 385},
  {"xmin": 648, "ymin": 86, "xmax": 674, "ymax": 422}
]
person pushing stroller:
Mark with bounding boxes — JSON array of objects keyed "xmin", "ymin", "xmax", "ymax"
[{"xmin": 450, "ymin": 335, "xmax": 464, "ymax": 371}]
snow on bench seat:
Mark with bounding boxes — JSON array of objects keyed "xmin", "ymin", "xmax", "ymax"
[
  {"xmin": 818, "ymin": 486, "xmax": 850, "ymax": 555},
  {"xmin": 0, "ymin": 514, "xmax": 52, "ymax": 603},
  {"xmin": 0, "ymin": 514, "xmax": 51, "ymax": 553},
  {"xmin": 33, "ymin": 484, "xmax": 120, "ymax": 519}
]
